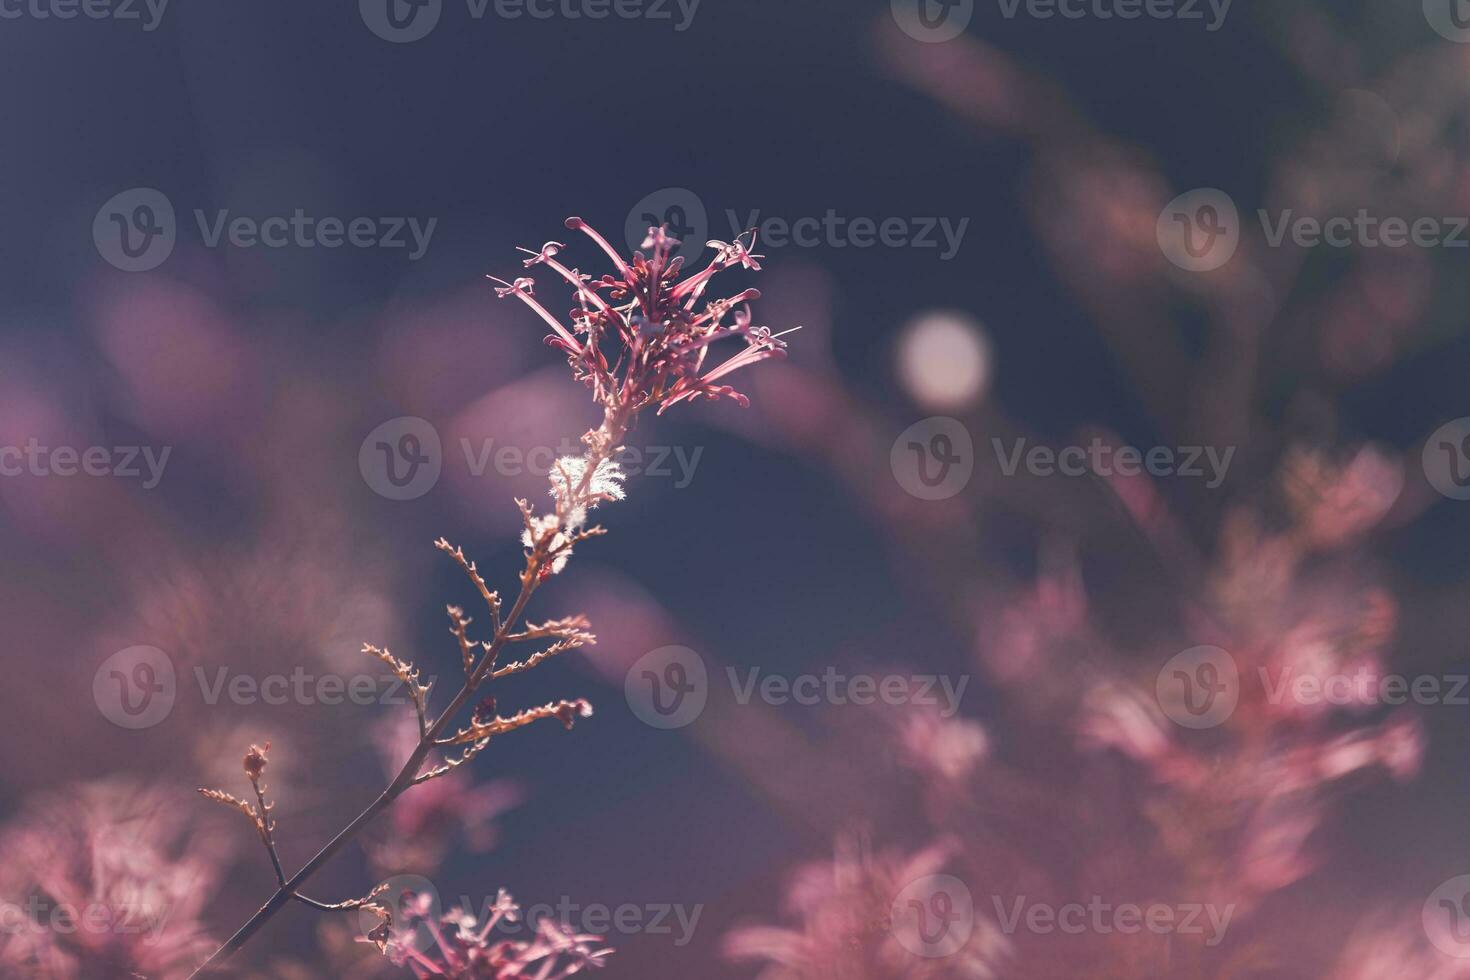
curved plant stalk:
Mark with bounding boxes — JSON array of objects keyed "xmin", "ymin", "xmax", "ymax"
[{"xmin": 189, "ymin": 217, "xmax": 790, "ymax": 977}]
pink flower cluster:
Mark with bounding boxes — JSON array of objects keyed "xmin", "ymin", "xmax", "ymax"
[
  {"xmin": 369, "ymin": 889, "xmax": 611, "ymax": 980},
  {"xmin": 492, "ymin": 219, "xmax": 792, "ymax": 422}
]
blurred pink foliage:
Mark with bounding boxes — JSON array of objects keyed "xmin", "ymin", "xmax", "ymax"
[{"xmin": 0, "ymin": 781, "xmax": 232, "ymax": 979}]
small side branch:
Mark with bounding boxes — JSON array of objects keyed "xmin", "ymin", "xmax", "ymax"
[{"xmin": 436, "ymin": 537, "xmax": 502, "ymax": 631}]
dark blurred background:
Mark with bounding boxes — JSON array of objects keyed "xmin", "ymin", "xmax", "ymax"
[{"xmin": 3, "ymin": 0, "xmax": 1470, "ymax": 977}]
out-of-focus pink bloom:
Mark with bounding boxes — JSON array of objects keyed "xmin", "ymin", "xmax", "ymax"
[
  {"xmin": 0, "ymin": 780, "xmax": 232, "ymax": 979},
  {"xmin": 725, "ymin": 836, "xmax": 1010, "ymax": 980},
  {"xmin": 897, "ymin": 712, "xmax": 990, "ymax": 786}
]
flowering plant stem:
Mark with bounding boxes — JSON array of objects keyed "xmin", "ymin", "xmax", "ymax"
[
  {"xmin": 189, "ymin": 216, "xmax": 787, "ymax": 977},
  {"xmin": 188, "ymin": 412, "xmax": 629, "ymax": 978}
]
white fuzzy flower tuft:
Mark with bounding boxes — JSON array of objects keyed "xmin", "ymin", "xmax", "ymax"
[
  {"xmin": 521, "ymin": 513, "xmax": 572, "ymax": 574},
  {"xmin": 549, "ymin": 455, "xmax": 626, "ymax": 516}
]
